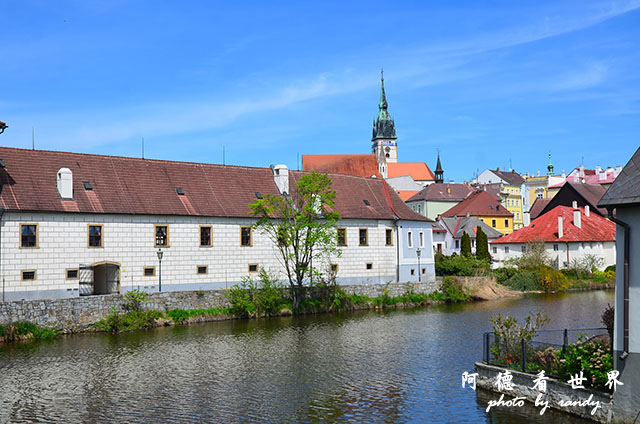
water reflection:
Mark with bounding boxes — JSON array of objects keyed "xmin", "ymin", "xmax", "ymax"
[{"xmin": 0, "ymin": 290, "xmax": 613, "ymax": 423}]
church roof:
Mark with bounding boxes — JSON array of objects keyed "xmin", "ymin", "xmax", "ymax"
[
  {"xmin": 302, "ymin": 154, "xmax": 382, "ymax": 178},
  {"xmin": 387, "ymin": 162, "xmax": 435, "ymax": 181}
]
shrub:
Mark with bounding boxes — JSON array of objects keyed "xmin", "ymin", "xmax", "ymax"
[
  {"xmin": 476, "ymin": 226, "xmax": 491, "ymax": 263},
  {"xmin": 439, "ymin": 276, "xmax": 469, "ymax": 302},
  {"xmin": 460, "ymin": 233, "xmax": 472, "ymax": 258},
  {"xmin": 493, "ymin": 267, "xmax": 517, "ymax": 284},
  {"xmin": 0, "ymin": 321, "xmax": 58, "ymax": 341},
  {"xmin": 536, "ymin": 265, "xmax": 570, "ymax": 292},
  {"xmin": 503, "ymin": 269, "xmax": 540, "ymax": 291},
  {"xmin": 504, "ymin": 241, "xmax": 553, "ymax": 269},
  {"xmin": 123, "ymin": 289, "xmax": 149, "ymax": 313},
  {"xmin": 558, "ymin": 335, "xmax": 612, "ymax": 390},
  {"xmin": 167, "ymin": 307, "xmax": 228, "ymax": 324},
  {"xmin": 604, "ymin": 264, "xmax": 616, "ymax": 273},
  {"xmin": 568, "ymin": 254, "xmax": 606, "ymax": 278},
  {"xmin": 226, "ymin": 269, "xmax": 285, "ymax": 317},
  {"xmin": 435, "ymin": 253, "xmax": 488, "ymax": 276}
]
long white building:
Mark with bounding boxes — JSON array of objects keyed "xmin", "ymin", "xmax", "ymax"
[{"xmin": 0, "ymin": 147, "xmax": 434, "ymax": 301}]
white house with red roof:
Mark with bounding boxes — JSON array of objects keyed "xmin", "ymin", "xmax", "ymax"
[
  {"xmin": 0, "ymin": 146, "xmax": 435, "ymax": 301},
  {"xmin": 490, "ymin": 204, "xmax": 616, "ymax": 269}
]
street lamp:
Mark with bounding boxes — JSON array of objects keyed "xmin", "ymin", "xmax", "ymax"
[
  {"xmin": 156, "ymin": 248, "xmax": 163, "ymax": 292},
  {"xmin": 416, "ymin": 248, "xmax": 421, "ymax": 283}
]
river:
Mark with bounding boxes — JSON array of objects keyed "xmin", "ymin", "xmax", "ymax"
[{"xmin": 0, "ymin": 290, "xmax": 613, "ymax": 423}]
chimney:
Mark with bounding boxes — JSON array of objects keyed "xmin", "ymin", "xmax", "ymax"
[
  {"xmin": 574, "ymin": 209, "xmax": 581, "ymax": 229},
  {"xmin": 585, "ymin": 205, "xmax": 590, "ymax": 217},
  {"xmin": 57, "ymin": 168, "xmax": 73, "ymax": 199},
  {"xmin": 273, "ymin": 164, "xmax": 289, "ymax": 195},
  {"xmin": 599, "ymin": 172, "xmax": 606, "ymax": 181},
  {"xmin": 558, "ymin": 216, "xmax": 563, "ymax": 238},
  {"xmin": 497, "ymin": 167, "xmax": 500, "ymax": 172},
  {"xmin": 572, "ymin": 200, "xmax": 578, "ymax": 209},
  {"xmin": 595, "ymin": 165, "xmax": 602, "ymax": 174},
  {"xmin": 447, "ymin": 187, "xmax": 451, "ymax": 194}
]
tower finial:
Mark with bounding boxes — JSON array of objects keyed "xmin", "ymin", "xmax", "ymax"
[{"xmin": 381, "ymin": 68, "xmax": 384, "ymax": 81}]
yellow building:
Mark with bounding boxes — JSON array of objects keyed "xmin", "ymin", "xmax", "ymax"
[
  {"xmin": 441, "ymin": 189, "xmax": 515, "ymax": 235},
  {"xmin": 475, "ymin": 168, "xmax": 525, "ymax": 230}
]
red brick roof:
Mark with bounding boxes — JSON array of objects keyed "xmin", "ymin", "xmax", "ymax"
[
  {"xmin": 387, "ymin": 162, "xmax": 435, "ymax": 181},
  {"xmin": 441, "ymin": 189, "xmax": 513, "ymax": 217},
  {"xmin": 406, "ymin": 183, "xmax": 474, "ymax": 202},
  {"xmin": 302, "ymin": 154, "xmax": 382, "ymax": 178},
  {"xmin": 0, "ymin": 147, "xmax": 427, "ymax": 221},
  {"xmin": 491, "ymin": 206, "xmax": 615, "ymax": 244}
]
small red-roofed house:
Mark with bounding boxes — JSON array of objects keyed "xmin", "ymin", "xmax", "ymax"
[
  {"xmin": 441, "ymin": 189, "xmax": 515, "ymax": 235},
  {"xmin": 490, "ymin": 205, "xmax": 616, "ymax": 269}
]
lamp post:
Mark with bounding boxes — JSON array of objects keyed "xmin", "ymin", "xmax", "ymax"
[
  {"xmin": 416, "ymin": 248, "xmax": 421, "ymax": 283},
  {"xmin": 157, "ymin": 248, "xmax": 163, "ymax": 292}
]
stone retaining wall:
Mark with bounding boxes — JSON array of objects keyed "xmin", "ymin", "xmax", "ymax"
[
  {"xmin": 0, "ymin": 281, "xmax": 439, "ymax": 331},
  {"xmin": 475, "ymin": 362, "xmax": 613, "ymax": 423}
]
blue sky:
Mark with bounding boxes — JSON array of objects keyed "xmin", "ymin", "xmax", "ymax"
[{"xmin": 1, "ymin": 1, "xmax": 639, "ymax": 182}]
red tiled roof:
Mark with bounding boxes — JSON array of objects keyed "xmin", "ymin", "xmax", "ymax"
[
  {"xmin": 0, "ymin": 147, "xmax": 427, "ymax": 221},
  {"xmin": 406, "ymin": 183, "xmax": 474, "ymax": 202},
  {"xmin": 396, "ymin": 190, "xmax": 421, "ymax": 201},
  {"xmin": 441, "ymin": 190, "xmax": 513, "ymax": 217},
  {"xmin": 491, "ymin": 206, "xmax": 615, "ymax": 244},
  {"xmin": 302, "ymin": 154, "xmax": 382, "ymax": 178},
  {"xmin": 387, "ymin": 162, "xmax": 435, "ymax": 181}
]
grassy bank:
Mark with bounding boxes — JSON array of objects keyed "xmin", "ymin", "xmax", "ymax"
[
  {"xmin": 0, "ymin": 322, "xmax": 58, "ymax": 343},
  {"xmin": 89, "ymin": 276, "xmax": 470, "ymax": 334}
]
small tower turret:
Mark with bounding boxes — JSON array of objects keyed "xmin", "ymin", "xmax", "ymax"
[
  {"xmin": 372, "ymin": 69, "xmax": 398, "ymax": 172},
  {"xmin": 435, "ymin": 152, "xmax": 444, "ymax": 184},
  {"xmin": 547, "ymin": 152, "xmax": 555, "ymax": 176}
]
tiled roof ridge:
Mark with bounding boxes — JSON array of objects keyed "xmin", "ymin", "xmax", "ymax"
[{"xmin": 0, "ymin": 146, "xmax": 269, "ymax": 171}]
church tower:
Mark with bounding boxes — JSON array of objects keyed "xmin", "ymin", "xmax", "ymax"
[
  {"xmin": 372, "ymin": 70, "xmax": 398, "ymax": 176},
  {"xmin": 434, "ymin": 152, "xmax": 444, "ymax": 184}
]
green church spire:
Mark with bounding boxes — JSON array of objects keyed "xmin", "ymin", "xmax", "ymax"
[
  {"xmin": 547, "ymin": 152, "xmax": 555, "ymax": 176},
  {"xmin": 372, "ymin": 69, "xmax": 397, "ymax": 141}
]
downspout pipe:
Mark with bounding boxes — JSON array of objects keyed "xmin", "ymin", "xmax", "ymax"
[{"xmin": 608, "ymin": 208, "xmax": 630, "ymax": 360}]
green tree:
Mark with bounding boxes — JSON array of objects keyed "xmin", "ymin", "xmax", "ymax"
[
  {"xmin": 476, "ymin": 226, "xmax": 490, "ymax": 263},
  {"xmin": 250, "ymin": 171, "xmax": 341, "ymax": 310},
  {"xmin": 460, "ymin": 232, "xmax": 472, "ymax": 257}
]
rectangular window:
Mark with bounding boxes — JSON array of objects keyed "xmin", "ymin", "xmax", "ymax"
[
  {"xmin": 385, "ymin": 229, "xmax": 393, "ymax": 246},
  {"xmin": 553, "ymin": 244, "xmax": 558, "ymax": 251},
  {"xmin": 419, "ymin": 232, "xmax": 424, "ymax": 248},
  {"xmin": 410, "ymin": 269, "xmax": 415, "ymax": 276},
  {"xmin": 88, "ymin": 224, "xmax": 103, "ymax": 248},
  {"xmin": 241, "ymin": 227, "xmax": 252, "ymax": 246},
  {"xmin": 359, "ymin": 228, "xmax": 368, "ymax": 246},
  {"xmin": 505, "ymin": 219, "xmax": 509, "ymax": 228},
  {"xmin": 408, "ymin": 231, "xmax": 413, "ymax": 248},
  {"xmin": 66, "ymin": 268, "xmax": 79, "ymax": 280},
  {"xmin": 143, "ymin": 267, "xmax": 155, "ymax": 276},
  {"xmin": 521, "ymin": 246, "xmax": 526, "ymax": 253},
  {"xmin": 20, "ymin": 223, "xmax": 38, "ymax": 248},
  {"xmin": 492, "ymin": 246, "xmax": 497, "ymax": 254},
  {"xmin": 155, "ymin": 225, "xmax": 169, "ymax": 247},
  {"xmin": 455, "ymin": 239, "xmax": 459, "ymax": 249},
  {"xmin": 492, "ymin": 219, "xmax": 496, "ymax": 228},
  {"xmin": 197, "ymin": 265, "xmax": 208, "ymax": 275},
  {"xmin": 21, "ymin": 270, "xmax": 36, "ymax": 281},
  {"xmin": 248, "ymin": 264, "xmax": 258, "ymax": 273},
  {"xmin": 337, "ymin": 228, "xmax": 347, "ymax": 246},
  {"xmin": 330, "ymin": 264, "xmax": 338, "ymax": 273},
  {"xmin": 366, "ymin": 262, "xmax": 373, "ymax": 270},
  {"xmin": 422, "ymin": 268, "xmax": 426, "ymax": 275},
  {"xmin": 505, "ymin": 246, "xmax": 510, "ymax": 253},
  {"xmin": 200, "ymin": 226, "xmax": 212, "ymax": 247}
]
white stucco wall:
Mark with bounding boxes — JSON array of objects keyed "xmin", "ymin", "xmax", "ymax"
[
  {"xmin": 0, "ymin": 212, "xmax": 432, "ymax": 300},
  {"xmin": 490, "ymin": 241, "xmax": 616, "ymax": 269}
]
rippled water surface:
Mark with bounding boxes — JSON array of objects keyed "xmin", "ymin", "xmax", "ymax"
[{"xmin": 0, "ymin": 290, "xmax": 612, "ymax": 423}]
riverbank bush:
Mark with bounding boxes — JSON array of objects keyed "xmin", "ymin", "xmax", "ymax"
[
  {"xmin": 226, "ymin": 269, "xmax": 288, "ymax": 317},
  {"xmin": 95, "ymin": 308, "xmax": 164, "ymax": 334},
  {"xmin": 435, "ymin": 253, "xmax": 489, "ymax": 276},
  {"xmin": 167, "ymin": 307, "xmax": 230, "ymax": 324},
  {"xmin": 0, "ymin": 321, "xmax": 58, "ymax": 342}
]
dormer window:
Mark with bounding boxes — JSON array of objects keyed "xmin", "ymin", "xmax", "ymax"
[
  {"xmin": 83, "ymin": 181, "xmax": 93, "ymax": 190},
  {"xmin": 176, "ymin": 187, "xmax": 185, "ymax": 195}
]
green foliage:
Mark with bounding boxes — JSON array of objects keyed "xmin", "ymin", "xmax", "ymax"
[
  {"xmin": 249, "ymin": 171, "xmax": 341, "ymax": 310},
  {"xmin": 499, "ymin": 265, "xmax": 569, "ymax": 292},
  {"xmin": 558, "ymin": 335, "xmax": 613, "ymax": 390},
  {"xmin": 460, "ymin": 232, "xmax": 472, "ymax": 258},
  {"xmin": 226, "ymin": 269, "xmax": 287, "ymax": 318},
  {"xmin": 435, "ymin": 252, "xmax": 488, "ymax": 276},
  {"xmin": 475, "ymin": 226, "xmax": 490, "ymax": 263},
  {"xmin": 95, "ymin": 307, "xmax": 163, "ymax": 334},
  {"xmin": 167, "ymin": 307, "xmax": 229, "ymax": 324},
  {"xmin": 505, "ymin": 241, "xmax": 553, "ymax": 269},
  {"xmin": 567, "ymin": 254, "xmax": 606, "ymax": 278},
  {"xmin": 536, "ymin": 265, "xmax": 570, "ymax": 292},
  {"xmin": 604, "ymin": 264, "xmax": 616, "ymax": 273},
  {"xmin": 489, "ymin": 311, "xmax": 549, "ymax": 365},
  {"xmin": 438, "ymin": 276, "xmax": 470, "ymax": 302},
  {"xmin": 0, "ymin": 321, "xmax": 58, "ymax": 342},
  {"xmin": 123, "ymin": 289, "xmax": 149, "ymax": 313},
  {"xmin": 493, "ymin": 267, "xmax": 517, "ymax": 284}
]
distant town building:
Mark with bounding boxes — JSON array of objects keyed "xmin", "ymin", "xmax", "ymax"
[
  {"xmin": 441, "ymin": 189, "xmax": 514, "ymax": 235},
  {"xmin": 476, "ymin": 168, "xmax": 525, "ymax": 230},
  {"xmin": 490, "ymin": 205, "xmax": 616, "ymax": 269},
  {"xmin": 406, "ymin": 183, "xmax": 475, "ymax": 220},
  {"xmin": 437, "ymin": 216, "xmax": 503, "ymax": 256},
  {"xmin": 527, "ymin": 181, "xmax": 607, "ymax": 222}
]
